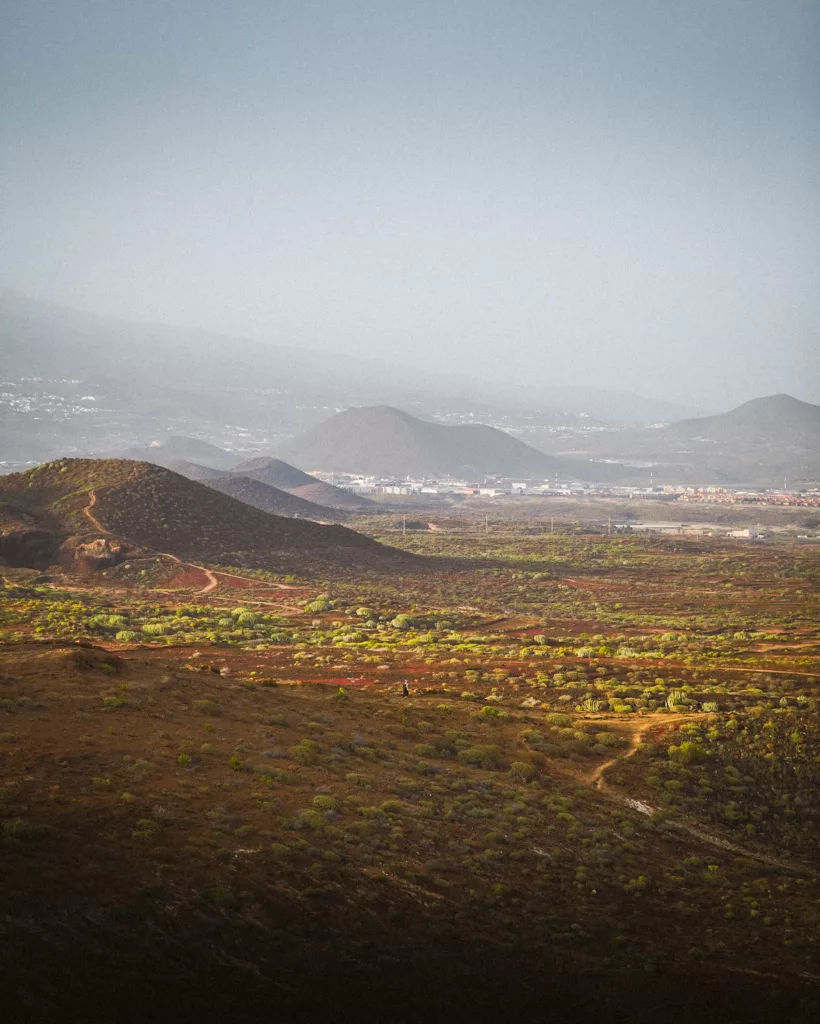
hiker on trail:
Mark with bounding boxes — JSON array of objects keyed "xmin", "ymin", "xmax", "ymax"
[{"xmin": 402, "ymin": 680, "xmax": 410, "ymax": 698}]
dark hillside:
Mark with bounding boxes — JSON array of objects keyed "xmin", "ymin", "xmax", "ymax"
[
  {"xmin": 232, "ymin": 456, "xmax": 317, "ymax": 488},
  {"xmin": 204, "ymin": 474, "xmax": 347, "ymax": 521},
  {"xmin": 164, "ymin": 459, "xmax": 226, "ymax": 481},
  {"xmin": 0, "ymin": 459, "xmax": 395, "ymax": 570},
  {"xmin": 232, "ymin": 456, "xmax": 373, "ymax": 509}
]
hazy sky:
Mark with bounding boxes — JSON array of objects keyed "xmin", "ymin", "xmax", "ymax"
[{"xmin": 2, "ymin": 1, "xmax": 818, "ymax": 407}]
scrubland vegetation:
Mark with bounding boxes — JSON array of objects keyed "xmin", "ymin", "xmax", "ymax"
[{"xmin": 1, "ymin": 517, "xmax": 819, "ymax": 1021}]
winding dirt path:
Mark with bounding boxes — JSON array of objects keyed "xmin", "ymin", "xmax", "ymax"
[
  {"xmin": 82, "ymin": 489, "xmax": 106, "ymax": 532},
  {"xmin": 82, "ymin": 489, "xmax": 300, "ymax": 597},
  {"xmin": 587, "ymin": 713, "xmax": 696, "ymax": 793},
  {"xmin": 587, "ymin": 713, "xmax": 814, "ymax": 875},
  {"xmin": 158, "ymin": 552, "xmax": 218, "ymax": 593}
]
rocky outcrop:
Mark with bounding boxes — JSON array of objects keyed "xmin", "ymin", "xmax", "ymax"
[{"xmin": 71, "ymin": 537, "xmax": 130, "ymax": 570}]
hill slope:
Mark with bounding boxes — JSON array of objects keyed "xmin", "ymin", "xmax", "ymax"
[
  {"xmin": 163, "ymin": 459, "xmax": 227, "ymax": 482},
  {"xmin": 0, "ymin": 459, "xmax": 393, "ymax": 571},
  {"xmin": 203, "ymin": 474, "xmax": 348, "ymax": 522},
  {"xmin": 277, "ymin": 406, "xmax": 563, "ymax": 479},
  {"xmin": 571, "ymin": 394, "xmax": 820, "ymax": 486},
  {"xmin": 232, "ymin": 457, "xmax": 373, "ymax": 509},
  {"xmin": 668, "ymin": 393, "xmax": 820, "ymax": 447}
]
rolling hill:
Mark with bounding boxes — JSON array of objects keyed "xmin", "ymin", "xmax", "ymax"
[
  {"xmin": 567, "ymin": 394, "xmax": 820, "ymax": 486},
  {"xmin": 277, "ymin": 405, "xmax": 565, "ymax": 479},
  {"xmin": 231, "ymin": 457, "xmax": 374, "ymax": 509},
  {"xmin": 0, "ymin": 459, "xmax": 394, "ymax": 571},
  {"xmin": 203, "ymin": 474, "xmax": 348, "ymax": 522}
]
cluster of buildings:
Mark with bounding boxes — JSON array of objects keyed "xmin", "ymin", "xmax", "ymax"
[
  {"xmin": 614, "ymin": 522, "xmax": 767, "ymax": 540},
  {"xmin": 313, "ymin": 472, "xmax": 820, "ymax": 509},
  {"xmin": 676, "ymin": 487, "xmax": 820, "ymax": 508},
  {"xmin": 313, "ymin": 472, "xmax": 677, "ymax": 499}
]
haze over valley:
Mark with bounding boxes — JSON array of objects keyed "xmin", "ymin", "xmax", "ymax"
[{"xmin": 3, "ymin": 290, "xmax": 819, "ymax": 493}]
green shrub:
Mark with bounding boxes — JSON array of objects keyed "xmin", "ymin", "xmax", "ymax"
[
  {"xmin": 509, "ymin": 761, "xmax": 536, "ymax": 781},
  {"xmin": 457, "ymin": 745, "xmax": 504, "ymax": 770},
  {"xmin": 141, "ymin": 623, "xmax": 168, "ymax": 636},
  {"xmin": 668, "ymin": 741, "xmax": 706, "ymax": 765},
  {"xmin": 312, "ymin": 795, "xmax": 338, "ymax": 811},
  {"xmin": 290, "ymin": 739, "xmax": 320, "ymax": 765}
]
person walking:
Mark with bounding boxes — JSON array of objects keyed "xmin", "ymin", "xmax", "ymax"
[{"xmin": 402, "ymin": 680, "xmax": 410, "ymax": 698}]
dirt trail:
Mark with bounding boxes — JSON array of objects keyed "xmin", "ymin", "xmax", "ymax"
[
  {"xmin": 82, "ymin": 489, "xmax": 303, "ymax": 598},
  {"xmin": 587, "ymin": 713, "xmax": 696, "ymax": 793},
  {"xmin": 588, "ymin": 713, "xmax": 814, "ymax": 875},
  {"xmin": 82, "ymin": 489, "xmax": 107, "ymax": 533},
  {"xmin": 202, "ymin": 567, "xmax": 301, "ymax": 592},
  {"xmin": 159, "ymin": 552, "xmax": 218, "ymax": 594}
]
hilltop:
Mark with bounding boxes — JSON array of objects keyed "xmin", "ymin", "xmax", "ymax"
[
  {"xmin": 232, "ymin": 456, "xmax": 373, "ymax": 509},
  {"xmin": 0, "ymin": 459, "xmax": 394, "ymax": 572},
  {"xmin": 668, "ymin": 393, "xmax": 820, "ymax": 447},
  {"xmin": 565, "ymin": 394, "xmax": 820, "ymax": 486},
  {"xmin": 277, "ymin": 405, "xmax": 564, "ymax": 479}
]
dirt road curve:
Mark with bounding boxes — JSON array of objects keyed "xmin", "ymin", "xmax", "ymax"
[{"xmin": 82, "ymin": 489, "xmax": 303, "ymax": 597}]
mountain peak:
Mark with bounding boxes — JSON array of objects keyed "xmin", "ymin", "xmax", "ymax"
[{"xmin": 277, "ymin": 405, "xmax": 560, "ymax": 478}]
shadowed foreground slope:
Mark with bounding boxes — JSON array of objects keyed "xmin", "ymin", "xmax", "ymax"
[{"xmin": 0, "ymin": 644, "xmax": 817, "ymax": 1024}]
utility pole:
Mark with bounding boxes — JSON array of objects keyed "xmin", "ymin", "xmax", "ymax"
[
  {"xmin": 485, "ymin": 514, "xmax": 489, "ymax": 535},
  {"xmin": 608, "ymin": 517, "xmax": 611, "ymax": 535},
  {"xmin": 402, "ymin": 514, "xmax": 406, "ymax": 537},
  {"xmin": 550, "ymin": 516, "xmax": 554, "ymax": 535}
]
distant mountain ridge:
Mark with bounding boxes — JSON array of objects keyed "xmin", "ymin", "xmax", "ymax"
[
  {"xmin": 0, "ymin": 289, "xmax": 718, "ymax": 472},
  {"xmin": 112, "ymin": 444, "xmax": 371, "ymax": 511},
  {"xmin": 668, "ymin": 394, "xmax": 820, "ymax": 447}
]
